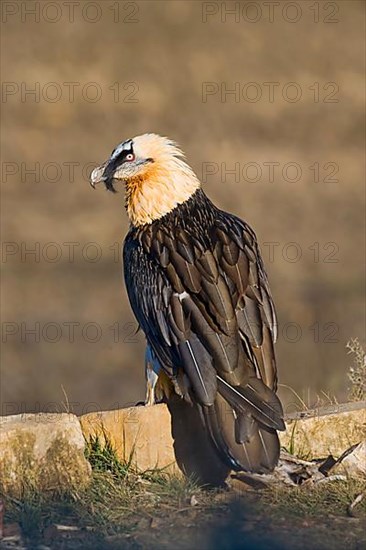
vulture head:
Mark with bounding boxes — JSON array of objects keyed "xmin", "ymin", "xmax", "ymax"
[{"xmin": 90, "ymin": 133, "xmax": 200, "ymax": 226}]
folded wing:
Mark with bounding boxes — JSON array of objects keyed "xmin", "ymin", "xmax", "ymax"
[{"xmin": 123, "ymin": 207, "xmax": 284, "ymax": 473}]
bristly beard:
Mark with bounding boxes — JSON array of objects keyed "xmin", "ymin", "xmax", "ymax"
[{"xmin": 104, "ymin": 176, "xmax": 117, "ymax": 193}]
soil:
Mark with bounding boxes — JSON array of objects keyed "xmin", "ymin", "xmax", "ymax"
[{"xmin": 1, "ymin": 488, "xmax": 365, "ymax": 550}]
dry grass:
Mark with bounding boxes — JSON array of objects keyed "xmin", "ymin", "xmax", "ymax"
[
  {"xmin": 347, "ymin": 338, "xmax": 366, "ymax": 401},
  {"xmin": 4, "ymin": 435, "xmax": 203, "ymax": 541},
  {"xmin": 3, "ymin": 433, "xmax": 365, "ymax": 549},
  {"xmin": 262, "ymin": 478, "xmax": 366, "ymax": 519}
]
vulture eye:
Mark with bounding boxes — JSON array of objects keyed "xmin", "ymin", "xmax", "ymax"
[{"xmin": 125, "ymin": 153, "xmax": 135, "ymax": 161}]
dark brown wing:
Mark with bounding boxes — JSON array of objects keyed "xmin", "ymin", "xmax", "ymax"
[
  {"xmin": 123, "ymin": 192, "xmax": 284, "ymax": 472},
  {"xmin": 214, "ymin": 215, "xmax": 278, "ymax": 390}
]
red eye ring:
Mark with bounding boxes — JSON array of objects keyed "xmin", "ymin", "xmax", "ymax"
[{"xmin": 126, "ymin": 153, "xmax": 134, "ymax": 161}]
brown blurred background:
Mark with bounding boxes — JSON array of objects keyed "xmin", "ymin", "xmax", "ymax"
[{"xmin": 1, "ymin": 1, "xmax": 365, "ymax": 416}]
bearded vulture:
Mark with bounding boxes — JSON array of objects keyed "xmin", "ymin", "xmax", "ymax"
[{"xmin": 91, "ymin": 134, "xmax": 285, "ymax": 479}]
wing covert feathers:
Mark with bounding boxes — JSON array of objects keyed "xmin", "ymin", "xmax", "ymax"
[{"xmin": 123, "ymin": 188, "xmax": 283, "ymax": 476}]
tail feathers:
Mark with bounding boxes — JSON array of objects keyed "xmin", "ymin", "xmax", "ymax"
[
  {"xmin": 204, "ymin": 393, "xmax": 280, "ymax": 473},
  {"xmin": 217, "ymin": 375, "xmax": 285, "ymax": 431},
  {"xmin": 202, "ymin": 401, "xmax": 244, "ymax": 471},
  {"xmin": 178, "ymin": 337, "xmax": 217, "ymax": 406},
  {"xmin": 234, "ymin": 412, "xmax": 256, "ymax": 443}
]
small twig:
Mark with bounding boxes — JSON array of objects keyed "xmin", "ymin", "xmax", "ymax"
[
  {"xmin": 314, "ymin": 475, "xmax": 348, "ymax": 484},
  {"xmin": 347, "ymin": 492, "xmax": 365, "ymax": 517},
  {"xmin": 0, "ymin": 500, "xmax": 4, "ymax": 539},
  {"xmin": 278, "ymin": 384, "xmax": 308, "ymax": 411},
  {"xmin": 54, "ymin": 524, "xmax": 80, "ymax": 532},
  {"xmin": 60, "ymin": 384, "xmax": 70, "ymax": 414},
  {"xmin": 173, "ymin": 506, "xmax": 201, "ymax": 514}
]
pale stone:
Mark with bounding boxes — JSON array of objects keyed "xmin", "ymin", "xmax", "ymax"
[
  {"xmin": 80, "ymin": 404, "xmax": 178, "ymax": 473},
  {"xmin": 2, "ymin": 401, "xmax": 363, "ymax": 496},
  {"xmin": 280, "ymin": 402, "xmax": 366, "ymax": 458},
  {"xmin": 80, "ymin": 401, "xmax": 365, "ymax": 478},
  {"xmin": 0, "ymin": 413, "xmax": 91, "ymax": 497},
  {"xmin": 80, "ymin": 400, "xmax": 230, "ymax": 485}
]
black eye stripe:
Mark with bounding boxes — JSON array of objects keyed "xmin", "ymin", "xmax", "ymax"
[
  {"xmin": 110, "ymin": 147, "xmax": 134, "ymax": 168},
  {"xmin": 103, "ymin": 143, "xmax": 133, "ymax": 181},
  {"xmin": 116, "ymin": 149, "xmax": 132, "ymax": 162},
  {"xmin": 110, "ymin": 139, "xmax": 133, "ymax": 161}
]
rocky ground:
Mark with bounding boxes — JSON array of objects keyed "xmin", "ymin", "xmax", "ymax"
[
  {"xmin": 1, "ymin": 445, "xmax": 365, "ymax": 550},
  {"xmin": 1, "ymin": 402, "xmax": 365, "ymax": 549},
  {"xmin": 1, "ymin": 478, "xmax": 365, "ymax": 550}
]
